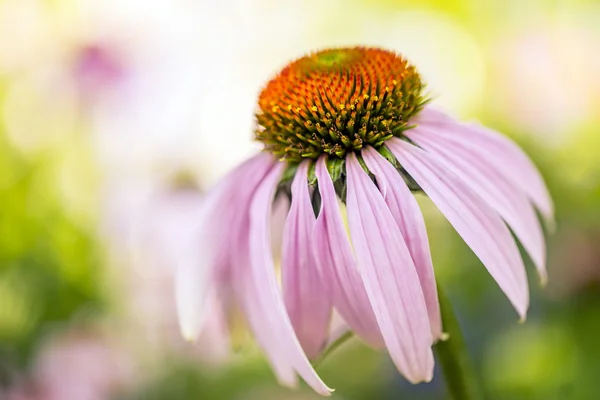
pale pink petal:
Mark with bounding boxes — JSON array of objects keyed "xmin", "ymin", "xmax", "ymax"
[
  {"xmin": 175, "ymin": 153, "xmax": 274, "ymax": 342},
  {"xmin": 389, "ymin": 139, "xmax": 529, "ymax": 319},
  {"xmin": 415, "ymin": 107, "xmax": 554, "ymax": 225},
  {"xmin": 313, "ymin": 156, "xmax": 383, "ymax": 347},
  {"xmin": 225, "ymin": 160, "xmax": 295, "ymax": 387},
  {"xmin": 362, "ymin": 147, "xmax": 443, "ymax": 340},
  {"xmin": 413, "ymin": 107, "xmax": 464, "ymax": 127},
  {"xmin": 237, "ymin": 271, "xmax": 296, "ymax": 387},
  {"xmin": 406, "ymin": 129, "xmax": 547, "ymax": 283},
  {"xmin": 248, "ymin": 163, "xmax": 332, "ymax": 396},
  {"xmin": 282, "ymin": 161, "xmax": 332, "ymax": 359},
  {"xmin": 345, "ymin": 153, "xmax": 434, "ymax": 383},
  {"xmin": 175, "ymin": 254, "xmax": 214, "ymax": 342},
  {"xmin": 197, "ymin": 296, "xmax": 231, "ymax": 363}
]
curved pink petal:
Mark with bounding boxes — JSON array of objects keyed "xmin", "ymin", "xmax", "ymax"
[
  {"xmin": 237, "ymin": 270, "xmax": 297, "ymax": 387},
  {"xmin": 237, "ymin": 274, "xmax": 296, "ymax": 386},
  {"xmin": 175, "ymin": 152, "xmax": 298, "ymax": 386},
  {"xmin": 223, "ymin": 159, "xmax": 296, "ymax": 387},
  {"xmin": 175, "ymin": 153, "xmax": 274, "ymax": 342},
  {"xmin": 406, "ymin": 129, "xmax": 547, "ymax": 283},
  {"xmin": 231, "ymin": 165, "xmax": 296, "ymax": 388},
  {"xmin": 345, "ymin": 153, "xmax": 434, "ymax": 383},
  {"xmin": 313, "ymin": 156, "xmax": 383, "ymax": 347},
  {"xmin": 196, "ymin": 294, "xmax": 231, "ymax": 363},
  {"xmin": 362, "ymin": 147, "xmax": 443, "ymax": 340},
  {"xmin": 414, "ymin": 107, "xmax": 554, "ymax": 226},
  {"xmin": 389, "ymin": 139, "xmax": 530, "ymax": 319},
  {"xmin": 248, "ymin": 163, "xmax": 332, "ymax": 396},
  {"xmin": 176, "ymin": 253, "xmax": 215, "ymax": 342},
  {"xmin": 282, "ymin": 161, "xmax": 332, "ymax": 359}
]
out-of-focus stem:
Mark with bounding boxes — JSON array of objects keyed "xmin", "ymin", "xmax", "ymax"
[
  {"xmin": 434, "ymin": 286, "xmax": 483, "ymax": 400},
  {"xmin": 313, "ymin": 331, "xmax": 354, "ymax": 367}
]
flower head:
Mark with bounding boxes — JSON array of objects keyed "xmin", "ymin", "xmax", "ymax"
[
  {"xmin": 177, "ymin": 46, "xmax": 553, "ymax": 395},
  {"xmin": 256, "ymin": 47, "xmax": 425, "ymax": 160}
]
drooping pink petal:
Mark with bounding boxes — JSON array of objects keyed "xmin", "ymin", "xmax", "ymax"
[
  {"xmin": 282, "ymin": 161, "xmax": 332, "ymax": 359},
  {"xmin": 313, "ymin": 156, "xmax": 383, "ymax": 347},
  {"xmin": 220, "ymin": 157, "xmax": 296, "ymax": 387},
  {"xmin": 197, "ymin": 296, "xmax": 231, "ymax": 363},
  {"xmin": 175, "ymin": 253, "xmax": 215, "ymax": 342},
  {"xmin": 218, "ymin": 159, "xmax": 295, "ymax": 387},
  {"xmin": 247, "ymin": 163, "xmax": 332, "ymax": 396},
  {"xmin": 406, "ymin": 129, "xmax": 547, "ymax": 283},
  {"xmin": 237, "ymin": 267, "xmax": 296, "ymax": 387},
  {"xmin": 231, "ymin": 177, "xmax": 296, "ymax": 388},
  {"xmin": 414, "ymin": 107, "xmax": 554, "ymax": 225},
  {"xmin": 389, "ymin": 139, "xmax": 530, "ymax": 319},
  {"xmin": 362, "ymin": 147, "xmax": 443, "ymax": 340},
  {"xmin": 345, "ymin": 153, "xmax": 434, "ymax": 383},
  {"xmin": 175, "ymin": 153, "xmax": 274, "ymax": 342}
]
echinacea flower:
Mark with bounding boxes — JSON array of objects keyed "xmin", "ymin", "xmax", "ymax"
[{"xmin": 177, "ymin": 47, "xmax": 553, "ymax": 395}]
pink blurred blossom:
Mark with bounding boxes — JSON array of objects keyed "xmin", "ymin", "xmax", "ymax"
[
  {"xmin": 491, "ymin": 22, "xmax": 600, "ymax": 142},
  {"xmin": 5, "ymin": 329, "xmax": 136, "ymax": 400}
]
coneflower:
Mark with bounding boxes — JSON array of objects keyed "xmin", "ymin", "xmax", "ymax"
[{"xmin": 176, "ymin": 47, "xmax": 553, "ymax": 395}]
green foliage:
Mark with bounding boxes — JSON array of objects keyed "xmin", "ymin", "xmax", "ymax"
[{"xmin": 0, "ymin": 131, "xmax": 106, "ymax": 384}]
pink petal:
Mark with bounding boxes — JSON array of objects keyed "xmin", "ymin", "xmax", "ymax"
[
  {"xmin": 415, "ymin": 107, "xmax": 554, "ymax": 226},
  {"xmin": 175, "ymin": 153, "xmax": 274, "ymax": 342},
  {"xmin": 282, "ymin": 161, "xmax": 332, "ymax": 359},
  {"xmin": 389, "ymin": 139, "xmax": 529, "ymax": 319},
  {"xmin": 345, "ymin": 153, "xmax": 434, "ymax": 383},
  {"xmin": 219, "ymin": 157, "xmax": 296, "ymax": 387},
  {"xmin": 233, "ymin": 182, "xmax": 296, "ymax": 388},
  {"xmin": 313, "ymin": 156, "xmax": 383, "ymax": 347},
  {"xmin": 406, "ymin": 129, "xmax": 547, "ymax": 283},
  {"xmin": 237, "ymin": 274, "xmax": 296, "ymax": 386},
  {"xmin": 226, "ymin": 164, "xmax": 295, "ymax": 388},
  {"xmin": 247, "ymin": 163, "xmax": 332, "ymax": 396},
  {"xmin": 362, "ymin": 147, "xmax": 443, "ymax": 340},
  {"xmin": 175, "ymin": 254, "xmax": 214, "ymax": 342},
  {"xmin": 237, "ymin": 271, "xmax": 297, "ymax": 387},
  {"xmin": 196, "ymin": 295, "xmax": 231, "ymax": 363}
]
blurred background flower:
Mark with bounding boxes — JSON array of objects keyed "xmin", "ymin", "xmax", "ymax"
[
  {"xmin": 0, "ymin": 0, "xmax": 599, "ymax": 399},
  {"xmin": 4, "ymin": 325, "xmax": 137, "ymax": 400}
]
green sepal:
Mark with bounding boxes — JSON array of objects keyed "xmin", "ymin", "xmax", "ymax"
[
  {"xmin": 326, "ymin": 157, "xmax": 345, "ymax": 182},
  {"xmin": 356, "ymin": 153, "xmax": 371, "ymax": 175},
  {"xmin": 377, "ymin": 146, "xmax": 400, "ymax": 168},
  {"xmin": 381, "ymin": 142, "xmax": 423, "ymax": 192},
  {"xmin": 279, "ymin": 162, "xmax": 299, "ymax": 184},
  {"xmin": 307, "ymin": 161, "xmax": 318, "ymax": 186}
]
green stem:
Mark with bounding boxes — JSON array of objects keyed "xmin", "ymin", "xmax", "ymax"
[
  {"xmin": 434, "ymin": 287, "xmax": 483, "ymax": 400},
  {"xmin": 313, "ymin": 331, "xmax": 354, "ymax": 367}
]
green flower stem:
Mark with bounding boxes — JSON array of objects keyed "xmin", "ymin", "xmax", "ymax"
[
  {"xmin": 434, "ymin": 286, "xmax": 483, "ymax": 400},
  {"xmin": 313, "ymin": 331, "xmax": 354, "ymax": 368},
  {"xmin": 313, "ymin": 287, "xmax": 483, "ymax": 399}
]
